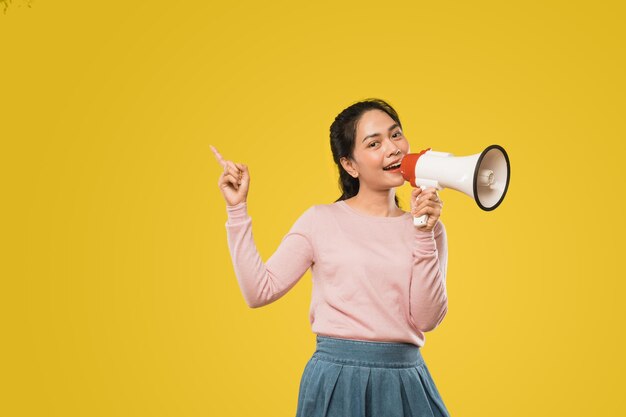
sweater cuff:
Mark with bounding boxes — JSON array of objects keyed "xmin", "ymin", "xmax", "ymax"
[
  {"xmin": 414, "ymin": 227, "xmax": 436, "ymax": 242},
  {"xmin": 414, "ymin": 218, "xmax": 441, "ymax": 239},
  {"xmin": 226, "ymin": 201, "xmax": 249, "ymax": 224}
]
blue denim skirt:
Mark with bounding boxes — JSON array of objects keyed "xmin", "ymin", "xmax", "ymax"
[{"xmin": 295, "ymin": 335, "xmax": 451, "ymax": 417}]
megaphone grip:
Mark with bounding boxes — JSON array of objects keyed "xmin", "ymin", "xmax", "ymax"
[
  {"xmin": 413, "ymin": 184, "xmax": 430, "ymax": 227},
  {"xmin": 414, "ymin": 214, "xmax": 429, "ymax": 227}
]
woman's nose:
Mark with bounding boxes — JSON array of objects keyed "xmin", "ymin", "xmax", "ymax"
[
  {"xmin": 388, "ymin": 146, "xmax": 401, "ymax": 157},
  {"xmin": 383, "ymin": 137, "xmax": 402, "ymax": 157}
]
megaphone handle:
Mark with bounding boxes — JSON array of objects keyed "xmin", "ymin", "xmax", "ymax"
[
  {"xmin": 414, "ymin": 185, "xmax": 429, "ymax": 227},
  {"xmin": 414, "ymin": 213, "xmax": 429, "ymax": 227}
]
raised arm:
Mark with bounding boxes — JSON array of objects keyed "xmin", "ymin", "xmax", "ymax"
[
  {"xmin": 225, "ymin": 203, "xmax": 316, "ymax": 308},
  {"xmin": 406, "ymin": 186, "xmax": 448, "ymax": 332},
  {"xmin": 210, "ymin": 144, "xmax": 315, "ymax": 308}
]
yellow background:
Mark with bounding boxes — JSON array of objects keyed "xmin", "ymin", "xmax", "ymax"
[{"xmin": 2, "ymin": 1, "xmax": 625, "ymax": 416}]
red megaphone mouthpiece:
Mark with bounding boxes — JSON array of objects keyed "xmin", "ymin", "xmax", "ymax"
[{"xmin": 399, "ymin": 148, "xmax": 432, "ymax": 187}]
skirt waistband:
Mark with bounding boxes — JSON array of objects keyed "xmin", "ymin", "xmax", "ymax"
[{"xmin": 313, "ymin": 335, "xmax": 424, "ymax": 369}]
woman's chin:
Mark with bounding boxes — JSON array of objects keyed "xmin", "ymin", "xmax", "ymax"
[
  {"xmin": 381, "ymin": 175, "xmax": 405, "ymax": 188},
  {"xmin": 389, "ymin": 173, "xmax": 405, "ymax": 185}
]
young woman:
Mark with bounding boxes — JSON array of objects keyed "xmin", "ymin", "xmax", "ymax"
[{"xmin": 211, "ymin": 98, "xmax": 450, "ymax": 417}]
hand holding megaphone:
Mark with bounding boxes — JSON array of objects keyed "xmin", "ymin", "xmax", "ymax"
[
  {"xmin": 400, "ymin": 144, "xmax": 511, "ymax": 227},
  {"xmin": 410, "ymin": 186, "xmax": 443, "ymax": 232}
]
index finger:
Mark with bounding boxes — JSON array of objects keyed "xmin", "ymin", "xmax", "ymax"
[{"xmin": 209, "ymin": 144, "xmax": 227, "ymax": 168}]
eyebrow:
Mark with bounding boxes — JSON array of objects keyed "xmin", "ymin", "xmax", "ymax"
[{"xmin": 361, "ymin": 123, "xmax": 400, "ymax": 142}]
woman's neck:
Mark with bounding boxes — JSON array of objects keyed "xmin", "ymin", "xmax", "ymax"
[{"xmin": 345, "ymin": 189, "xmax": 404, "ymax": 217}]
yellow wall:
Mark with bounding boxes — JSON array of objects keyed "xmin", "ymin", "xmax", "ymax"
[{"xmin": 2, "ymin": 1, "xmax": 625, "ymax": 416}]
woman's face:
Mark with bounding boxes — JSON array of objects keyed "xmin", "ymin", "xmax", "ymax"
[{"xmin": 341, "ymin": 109, "xmax": 410, "ymax": 191}]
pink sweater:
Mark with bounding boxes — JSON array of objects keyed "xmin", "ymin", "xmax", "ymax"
[{"xmin": 225, "ymin": 199, "xmax": 448, "ymax": 348}]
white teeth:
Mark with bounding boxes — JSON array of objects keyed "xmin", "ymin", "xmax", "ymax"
[{"xmin": 383, "ymin": 163, "xmax": 401, "ymax": 170}]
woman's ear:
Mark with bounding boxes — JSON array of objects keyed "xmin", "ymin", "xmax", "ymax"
[{"xmin": 340, "ymin": 157, "xmax": 359, "ymax": 178}]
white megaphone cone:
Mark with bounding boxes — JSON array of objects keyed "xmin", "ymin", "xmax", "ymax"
[{"xmin": 399, "ymin": 144, "xmax": 511, "ymax": 227}]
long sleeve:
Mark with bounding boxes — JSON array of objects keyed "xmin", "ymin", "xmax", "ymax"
[
  {"xmin": 224, "ymin": 202, "xmax": 316, "ymax": 308},
  {"xmin": 408, "ymin": 219, "xmax": 449, "ymax": 332}
]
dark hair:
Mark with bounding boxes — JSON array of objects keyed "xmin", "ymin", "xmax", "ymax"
[{"xmin": 330, "ymin": 98, "xmax": 404, "ymax": 207}]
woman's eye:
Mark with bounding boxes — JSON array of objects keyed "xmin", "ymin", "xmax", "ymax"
[
  {"xmin": 369, "ymin": 141, "xmax": 379, "ymax": 148},
  {"xmin": 392, "ymin": 132, "xmax": 402, "ymax": 138}
]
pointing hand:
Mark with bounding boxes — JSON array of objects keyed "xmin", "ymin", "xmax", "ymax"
[{"xmin": 210, "ymin": 144, "xmax": 250, "ymax": 207}]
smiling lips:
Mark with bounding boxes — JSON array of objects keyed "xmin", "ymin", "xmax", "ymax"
[{"xmin": 382, "ymin": 161, "xmax": 402, "ymax": 172}]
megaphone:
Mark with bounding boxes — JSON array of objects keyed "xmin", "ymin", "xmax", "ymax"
[{"xmin": 400, "ymin": 144, "xmax": 511, "ymax": 227}]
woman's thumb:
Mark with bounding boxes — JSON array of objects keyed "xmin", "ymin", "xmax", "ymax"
[{"xmin": 239, "ymin": 164, "xmax": 249, "ymax": 181}]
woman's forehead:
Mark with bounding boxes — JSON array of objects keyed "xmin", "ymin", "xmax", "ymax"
[{"xmin": 356, "ymin": 110, "xmax": 398, "ymax": 139}]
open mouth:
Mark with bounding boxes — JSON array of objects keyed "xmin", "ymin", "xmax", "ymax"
[{"xmin": 382, "ymin": 162, "xmax": 401, "ymax": 171}]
